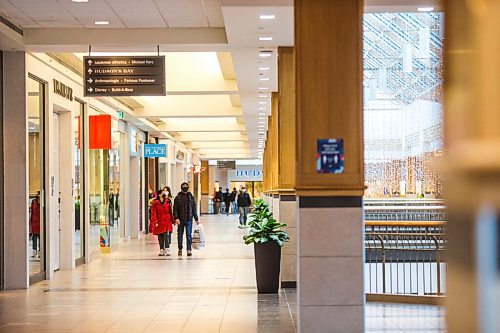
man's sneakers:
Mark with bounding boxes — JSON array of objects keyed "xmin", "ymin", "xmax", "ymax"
[
  {"xmin": 187, "ymin": 250, "xmax": 193, "ymax": 257},
  {"xmin": 238, "ymin": 224, "xmax": 245, "ymax": 229},
  {"xmin": 178, "ymin": 250, "xmax": 182, "ymax": 256},
  {"xmin": 166, "ymin": 248, "xmax": 171, "ymax": 256},
  {"xmin": 159, "ymin": 249, "xmax": 165, "ymax": 256}
]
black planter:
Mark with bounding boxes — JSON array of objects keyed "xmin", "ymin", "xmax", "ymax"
[{"xmin": 254, "ymin": 241, "xmax": 282, "ymax": 294}]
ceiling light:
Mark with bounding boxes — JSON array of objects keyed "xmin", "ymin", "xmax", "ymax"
[
  {"xmin": 259, "ymin": 107, "xmax": 266, "ymax": 110},
  {"xmin": 259, "ymin": 36, "xmax": 273, "ymax": 41},
  {"xmin": 95, "ymin": 20, "xmax": 109, "ymax": 25},
  {"xmin": 259, "ymin": 117, "xmax": 266, "ymax": 120},
  {"xmin": 72, "ymin": 0, "xmax": 88, "ymax": 2},
  {"xmin": 417, "ymin": 6, "xmax": 434, "ymax": 12},
  {"xmin": 259, "ymin": 94, "xmax": 267, "ymax": 98},
  {"xmin": 259, "ymin": 51, "xmax": 272, "ymax": 58},
  {"xmin": 259, "ymin": 101, "xmax": 267, "ymax": 105},
  {"xmin": 258, "ymin": 113, "xmax": 266, "ymax": 116},
  {"xmin": 259, "ymin": 87, "xmax": 269, "ymax": 90},
  {"xmin": 260, "ymin": 14, "xmax": 276, "ymax": 20},
  {"xmin": 259, "ymin": 66, "xmax": 270, "ymax": 71},
  {"xmin": 259, "ymin": 77, "xmax": 270, "ymax": 81}
]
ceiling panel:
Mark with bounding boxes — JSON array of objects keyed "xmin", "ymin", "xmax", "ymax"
[
  {"xmin": 0, "ymin": 1, "xmax": 39, "ymax": 27},
  {"xmin": 204, "ymin": 0, "xmax": 225, "ymax": 27},
  {"xmin": 57, "ymin": 0, "xmax": 124, "ymax": 28},
  {"xmin": 154, "ymin": 0, "xmax": 208, "ymax": 28},
  {"xmin": 7, "ymin": 0, "xmax": 80, "ymax": 27},
  {"xmin": 106, "ymin": 0, "xmax": 167, "ymax": 28}
]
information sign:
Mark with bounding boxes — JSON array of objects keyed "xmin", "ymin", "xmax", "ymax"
[
  {"xmin": 144, "ymin": 144, "xmax": 167, "ymax": 158},
  {"xmin": 217, "ymin": 160, "xmax": 236, "ymax": 170},
  {"xmin": 84, "ymin": 56, "xmax": 166, "ymax": 97},
  {"xmin": 317, "ymin": 139, "xmax": 344, "ymax": 174}
]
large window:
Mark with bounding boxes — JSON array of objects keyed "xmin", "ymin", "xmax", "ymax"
[{"xmin": 363, "ymin": 13, "xmax": 444, "ymax": 200}]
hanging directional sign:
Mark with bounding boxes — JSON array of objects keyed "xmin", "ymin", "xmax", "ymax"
[{"xmin": 83, "ymin": 56, "xmax": 166, "ymax": 97}]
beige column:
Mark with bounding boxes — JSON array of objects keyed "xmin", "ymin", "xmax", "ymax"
[
  {"xmin": 444, "ymin": 1, "xmax": 500, "ymax": 332},
  {"xmin": 2, "ymin": 52, "xmax": 29, "ymax": 289},
  {"xmin": 295, "ymin": 0, "xmax": 364, "ymax": 332}
]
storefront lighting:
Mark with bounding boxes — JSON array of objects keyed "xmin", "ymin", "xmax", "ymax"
[{"xmin": 260, "ymin": 14, "xmax": 276, "ymax": 20}]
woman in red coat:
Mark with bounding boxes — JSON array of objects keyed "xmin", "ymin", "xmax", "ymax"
[
  {"xmin": 150, "ymin": 190, "xmax": 174, "ymax": 256},
  {"xmin": 30, "ymin": 195, "xmax": 41, "ymax": 258}
]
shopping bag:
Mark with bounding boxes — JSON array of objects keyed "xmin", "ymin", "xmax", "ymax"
[{"xmin": 192, "ymin": 223, "xmax": 206, "ymax": 250}]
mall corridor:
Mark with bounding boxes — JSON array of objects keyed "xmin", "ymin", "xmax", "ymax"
[{"xmin": 0, "ymin": 215, "xmax": 443, "ymax": 333}]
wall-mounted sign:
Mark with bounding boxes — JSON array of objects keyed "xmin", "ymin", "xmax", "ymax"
[
  {"xmin": 217, "ymin": 160, "xmax": 236, "ymax": 170},
  {"xmin": 117, "ymin": 111, "xmax": 124, "ymax": 119},
  {"xmin": 83, "ymin": 56, "xmax": 166, "ymax": 97},
  {"xmin": 144, "ymin": 144, "xmax": 167, "ymax": 158},
  {"xmin": 236, "ymin": 170, "xmax": 263, "ymax": 177},
  {"xmin": 176, "ymin": 150, "xmax": 185, "ymax": 161},
  {"xmin": 53, "ymin": 79, "xmax": 73, "ymax": 101},
  {"xmin": 317, "ymin": 138, "xmax": 344, "ymax": 174}
]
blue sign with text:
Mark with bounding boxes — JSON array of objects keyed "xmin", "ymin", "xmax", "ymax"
[
  {"xmin": 144, "ymin": 144, "xmax": 167, "ymax": 158},
  {"xmin": 317, "ymin": 139, "xmax": 344, "ymax": 174}
]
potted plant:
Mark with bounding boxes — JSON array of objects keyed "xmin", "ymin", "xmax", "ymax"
[{"xmin": 243, "ymin": 198, "xmax": 289, "ymax": 293}]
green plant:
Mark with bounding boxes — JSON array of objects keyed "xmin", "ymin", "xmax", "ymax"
[{"xmin": 243, "ymin": 198, "xmax": 290, "ymax": 247}]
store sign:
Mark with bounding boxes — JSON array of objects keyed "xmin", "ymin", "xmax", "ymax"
[
  {"xmin": 236, "ymin": 170, "xmax": 262, "ymax": 177},
  {"xmin": 83, "ymin": 56, "xmax": 166, "ymax": 97},
  {"xmin": 217, "ymin": 160, "xmax": 236, "ymax": 170},
  {"xmin": 317, "ymin": 138, "xmax": 344, "ymax": 174},
  {"xmin": 53, "ymin": 79, "xmax": 73, "ymax": 101},
  {"xmin": 144, "ymin": 144, "xmax": 167, "ymax": 158}
]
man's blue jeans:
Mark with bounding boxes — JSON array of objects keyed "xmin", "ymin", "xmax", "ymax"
[{"xmin": 177, "ymin": 220, "xmax": 193, "ymax": 251}]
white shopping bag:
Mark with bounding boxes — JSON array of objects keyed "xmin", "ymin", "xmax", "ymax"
[{"xmin": 192, "ymin": 223, "xmax": 206, "ymax": 250}]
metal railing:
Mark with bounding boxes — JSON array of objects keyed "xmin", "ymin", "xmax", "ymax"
[{"xmin": 365, "ymin": 221, "xmax": 447, "ymax": 303}]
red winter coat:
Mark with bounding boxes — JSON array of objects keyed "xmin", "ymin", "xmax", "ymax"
[
  {"xmin": 150, "ymin": 198, "xmax": 174, "ymax": 235},
  {"xmin": 30, "ymin": 199, "xmax": 41, "ymax": 235}
]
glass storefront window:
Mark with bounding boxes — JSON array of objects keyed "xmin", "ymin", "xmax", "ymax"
[
  {"xmin": 74, "ymin": 102, "xmax": 84, "ymax": 261},
  {"xmin": 28, "ymin": 76, "xmax": 45, "ymax": 277},
  {"xmin": 363, "ymin": 12, "xmax": 444, "ymax": 200}
]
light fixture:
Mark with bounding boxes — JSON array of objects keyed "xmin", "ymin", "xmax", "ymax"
[
  {"xmin": 258, "ymin": 113, "xmax": 266, "ymax": 116},
  {"xmin": 259, "ymin": 94, "xmax": 267, "ymax": 98},
  {"xmin": 259, "ymin": 101, "xmax": 267, "ymax": 105},
  {"xmin": 259, "ymin": 66, "xmax": 270, "ymax": 71},
  {"xmin": 260, "ymin": 14, "xmax": 276, "ymax": 20},
  {"xmin": 259, "ymin": 87, "xmax": 269, "ymax": 90},
  {"xmin": 259, "ymin": 51, "xmax": 272, "ymax": 58},
  {"xmin": 259, "ymin": 77, "xmax": 270, "ymax": 81},
  {"xmin": 72, "ymin": 0, "xmax": 88, "ymax": 2},
  {"xmin": 417, "ymin": 6, "xmax": 434, "ymax": 12},
  {"xmin": 259, "ymin": 117, "xmax": 266, "ymax": 120},
  {"xmin": 259, "ymin": 36, "xmax": 273, "ymax": 41},
  {"xmin": 95, "ymin": 20, "xmax": 109, "ymax": 25},
  {"xmin": 259, "ymin": 107, "xmax": 266, "ymax": 110}
]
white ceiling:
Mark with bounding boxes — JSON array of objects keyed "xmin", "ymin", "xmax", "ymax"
[{"xmin": 0, "ymin": 0, "xmax": 442, "ymax": 160}]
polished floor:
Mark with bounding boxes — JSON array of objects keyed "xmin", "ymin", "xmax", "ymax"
[{"xmin": 1, "ymin": 214, "xmax": 445, "ymax": 332}]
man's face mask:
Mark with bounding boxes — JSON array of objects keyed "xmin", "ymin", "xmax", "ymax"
[{"xmin": 181, "ymin": 186, "xmax": 189, "ymax": 192}]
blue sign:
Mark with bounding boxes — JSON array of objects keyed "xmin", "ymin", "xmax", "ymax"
[
  {"xmin": 317, "ymin": 139, "xmax": 344, "ymax": 174},
  {"xmin": 144, "ymin": 144, "xmax": 167, "ymax": 158}
]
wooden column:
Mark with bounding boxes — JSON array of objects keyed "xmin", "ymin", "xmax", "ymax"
[
  {"xmin": 200, "ymin": 160, "xmax": 210, "ymax": 214},
  {"xmin": 295, "ymin": 0, "xmax": 364, "ymax": 332},
  {"xmin": 444, "ymin": 1, "xmax": 500, "ymax": 332}
]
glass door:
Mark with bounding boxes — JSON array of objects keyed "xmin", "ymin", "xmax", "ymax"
[
  {"xmin": 74, "ymin": 102, "xmax": 84, "ymax": 264},
  {"xmin": 28, "ymin": 76, "xmax": 45, "ymax": 280}
]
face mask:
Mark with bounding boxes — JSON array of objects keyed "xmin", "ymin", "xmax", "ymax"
[
  {"xmin": 181, "ymin": 187, "xmax": 189, "ymax": 193},
  {"xmin": 162, "ymin": 194, "xmax": 167, "ymax": 199}
]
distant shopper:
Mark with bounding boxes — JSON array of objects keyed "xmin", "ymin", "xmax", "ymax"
[
  {"xmin": 164, "ymin": 186, "xmax": 174, "ymax": 248},
  {"xmin": 237, "ymin": 187, "xmax": 252, "ymax": 228},
  {"xmin": 214, "ymin": 187, "xmax": 224, "ymax": 214},
  {"xmin": 174, "ymin": 182, "xmax": 199, "ymax": 257},
  {"xmin": 30, "ymin": 194, "xmax": 41, "ymax": 258},
  {"xmin": 150, "ymin": 190, "xmax": 174, "ymax": 256},
  {"xmin": 229, "ymin": 188, "xmax": 238, "ymax": 214},
  {"xmin": 224, "ymin": 188, "xmax": 231, "ymax": 215}
]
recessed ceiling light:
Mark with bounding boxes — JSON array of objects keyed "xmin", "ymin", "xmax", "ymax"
[
  {"xmin": 259, "ymin": 107, "xmax": 266, "ymax": 110},
  {"xmin": 417, "ymin": 6, "xmax": 434, "ymax": 11},
  {"xmin": 258, "ymin": 113, "xmax": 266, "ymax": 116},
  {"xmin": 259, "ymin": 77, "xmax": 270, "ymax": 81},
  {"xmin": 259, "ymin": 87, "xmax": 269, "ymax": 90},
  {"xmin": 259, "ymin": 117, "xmax": 266, "ymax": 120},
  {"xmin": 259, "ymin": 95, "xmax": 267, "ymax": 98},
  {"xmin": 259, "ymin": 36, "xmax": 273, "ymax": 41},
  {"xmin": 259, "ymin": 101, "xmax": 267, "ymax": 105},
  {"xmin": 259, "ymin": 51, "xmax": 272, "ymax": 58},
  {"xmin": 72, "ymin": 0, "xmax": 88, "ymax": 2},
  {"xmin": 259, "ymin": 66, "xmax": 270, "ymax": 71},
  {"xmin": 95, "ymin": 20, "xmax": 109, "ymax": 25},
  {"xmin": 260, "ymin": 14, "xmax": 276, "ymax": 20}
]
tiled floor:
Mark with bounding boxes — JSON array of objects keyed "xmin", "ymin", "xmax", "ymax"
[{"xmin": 0, "ymin": 214, "xmax": 445, "ymax": 332}]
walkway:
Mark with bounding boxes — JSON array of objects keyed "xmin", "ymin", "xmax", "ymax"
[{"xmin": 0, "ymin": 214, "xmax": 445, "ymax": 332}]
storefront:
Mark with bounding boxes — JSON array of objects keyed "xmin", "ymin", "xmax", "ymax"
[{"xmin": 229, "ymin": 169, "xmax": 264, "ymax": 199}]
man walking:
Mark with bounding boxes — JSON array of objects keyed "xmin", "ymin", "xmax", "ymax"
[
  {"xmin": 237, "ymin": 186, "xmax": 252, "ymax": 228},
  {"xmin": 214, "ymin": 187, "xmax": 223, "ymax": 214},
  {"xmin": 174, "ymin": 182, "xmax": 199, "ymax": 257},
  {"xmin": 229, "ymin": 187, "xmax": 238, "ymax": 214},
  {"xmin": 223, "ymin": 188, "xmax": 231, "ymax": 215}
]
